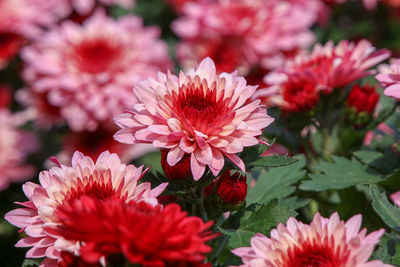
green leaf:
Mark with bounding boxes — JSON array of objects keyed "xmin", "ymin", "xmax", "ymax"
[
  {"xmin": 219, "ymin": 200, "xmax": 297, "ymax": 249},
  {"xmin": 372, "ymin": 232, "xmax": 400, "ymax": 265},
  {"xmin": 369, "ymin": 185, "xmax": 400, "ymax": 232},
  {"xmin": 248, "ymin": 155, "xmax": 299, "ymax": 168},
  {"xmin": 22, "ymin": 259, "xmax": 41, "ymax": 267},
  {"xmin": 278, "ymin": 197, "xmax": 310, "ymax": 210},
  {"xmin": 300, "ymin": 156, "xmax": 382, "ymax": 191},
  {"xmin": 246, "ymin": 155, "xmax": 306, "ymax": 206},
  {"xmin": 353, "ymin": 150, "xmax": 383, "ymax": 166}
]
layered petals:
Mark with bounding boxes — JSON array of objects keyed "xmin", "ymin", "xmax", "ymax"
[
  {"xmin": 114, "ymin": 57, "xmax": 274, "ymax": 180},
  {"xmin": 5, "ymin": 151, "xmax": 167, "ymax": 265},
  {"xmin": 257, "ymin": 40, "xmax": 390, "ymax": 109},
  {"xmin": 20, "ymin": 10, "xmax": 172, "ymax": 131},
  {"xmin": 232, "ymin": 212, "xmax": 391, "ymax": 267},
  {"xmin": 45, "ymin": 196, "xmax": 217, "ymax": 266}
]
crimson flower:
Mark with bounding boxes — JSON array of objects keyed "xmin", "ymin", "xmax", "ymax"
[{"xmin": 46, "ymin": 196, "xmax": 218, "ymax": 266}]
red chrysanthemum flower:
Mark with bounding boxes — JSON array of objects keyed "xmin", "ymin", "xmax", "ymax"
[
  {"xmin": 347, "ymin": 83, "xmax": 379, "ymax": 114},
  {"xmin": 257, "ymin": 40, "xmax": 390, "ymax": 108},
  {"xmin": 161, "ymin": 149, "xmax": 192, "ymax": 181},
  {"xmin": 45, "ymin": 195, "xmax": 218, "ymax": 266}
]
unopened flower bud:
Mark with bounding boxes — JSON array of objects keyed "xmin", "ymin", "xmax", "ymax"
[
  {"xmin": 205, "ymin": 170, "xmax": 247, "ymax": 212},
  {"xmin": 347, "ymin": 84, "xmax": 379, "ymax": 115}
]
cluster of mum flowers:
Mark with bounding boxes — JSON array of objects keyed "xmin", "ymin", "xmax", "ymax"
[
  {"xmin": 3, "ymin": 57, "xmax": 395, "ymax": 266},
  {"xmin": 2, "ymin": 0, "xmax": 400, "ymax": 266}
]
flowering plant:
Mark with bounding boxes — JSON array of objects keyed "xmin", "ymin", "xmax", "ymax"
[{"xmin": 2, "ymin": 0, "xmax": 400, "ymax": 266}]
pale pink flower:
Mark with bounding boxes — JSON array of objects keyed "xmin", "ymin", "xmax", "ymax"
[
  {"xmin": 256, "ymin": 40, "xmax": 390, "ymax": 108},
  {"xmin": 114, "ymin": 57, "xmax": 274, "ymax": 181},
  {"xmin": 172, "ymin": 0, "xmax": 315, "ymax": 75},
  {"xmin": 0, "ymin": 109, "xmax": 38, "ymax": 191},
  {"xmin": 376, "ymin": 59, "xmax": 400, "ymax": 100},
  {"xmin": 21, "ymin": 10, "xmax": 172, "ymax": 132},
  {"xmin": 232, "ymin": 212, "xmax": 391, "ymax": 267},
  {"xmin": 5, "ymin": 151, "xmax": 167, "ymax": 267}
]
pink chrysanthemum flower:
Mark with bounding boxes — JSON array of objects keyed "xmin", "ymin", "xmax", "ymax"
[
  {"xmin": 5, "ymin": 151, "xmax": 167, "ymax": 267},
  {"xmin": 0, "ymin": 0, "xmax": 65, "ymax": 69},
  {"xmin": 376, "ymin": 59, "xmax": 400, "ymax": 100},
  {"xmin": 172, "ymin": 0, "xmax": 315, "ymax": 75},
  {"xmin": 256, "ymin": 40, "xmax": 390, "ymax": 109},
  {"xmin": 21, "ymin": 10, "xmax": 172, "ymax": 131},
  {"xmin": 0, "ymin": 109, "xmax": 38, "ymax": 191},
  {"xmin": 232, "ymin": 212, "xmax": 391, "ymax": 267},
  {"xmin": 114, "ymin": 57, "xmax": 274, "ymax": 181}
]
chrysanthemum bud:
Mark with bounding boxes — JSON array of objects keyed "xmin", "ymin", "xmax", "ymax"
[
  {"xmin": 205, "ymin": 170, "xmax": 247, "ymax": 212},
  {"xmin": 347, "ymin": 84, "xmax": 379, "ymax": 115},
  {"xmin": 161, "ymin": 149, "xmax": 192, "ymax": 181}
]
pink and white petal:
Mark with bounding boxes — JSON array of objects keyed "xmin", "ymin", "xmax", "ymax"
[
  {"xmin": 210, "ymin": 149, "xmax": 224, "ymax": 175},
  {"xmin": 5, "ymin": 208, "xmax": 37, "ymax": 228},
  {"xmin": 191, "ymin": 154, "xmax": 206, "ymax": 181},
  {"xmin": 114, "ymin": 128, "xmax": 136, "ymax": 144},
  {"xmin": 384, "ymin": 84, "xmax": 400, "ymax": 99},
  {"xmin": 194, "ymin": 145, "xmax": 213, "ymax": 165},
  {"xmin": 26, "ymin": 246, "xmax": 47, "ymax": 258},
  {"xmin": 167, "ymin": 146, "xmax": 185, "ymax": 166},
  {"xmin": 224, "ymin": 153, "xmax": 245, "ymax": 173},
  {"xmin": 179, "ymin": 137, "xmax": 195, "ymax": 153},
  {"xmin": 149, "ymin": 182, "xmax": 169, "ymax": 198},
  {"xmin": 16, "ymin": 237, "xmax": 42, "ymax": 248},
  {"xmin": 344, "ymin": 214, "xmax": 362, "ymax": 240}
]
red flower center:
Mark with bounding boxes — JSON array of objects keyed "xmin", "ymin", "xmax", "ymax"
[
  {"xmin": 170, "ymin": 82, "xmax": 235, "ymax": 135},
  {"xmin": 63, "ymin": 170, "xmax": 125, "ymax": 204},
  {"xmin": 285, "ymin": 240, "xmax": 349, "ymax": 267},
  {"xmin": 72, "ymin": 38, "xmax": 122, "ymax": 74}
]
